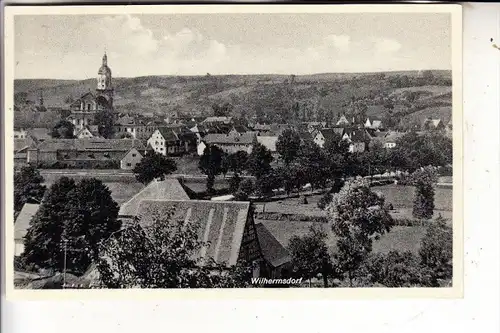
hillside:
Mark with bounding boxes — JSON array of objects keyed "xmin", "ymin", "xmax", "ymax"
[{"xmin": 13, "ymin": 70, "xmax": 452, "ymax": 129}]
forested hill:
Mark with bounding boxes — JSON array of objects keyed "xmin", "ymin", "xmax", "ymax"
[{"xmin": 14, "ymin": 70, "xmax": 452, "ymax": 129}]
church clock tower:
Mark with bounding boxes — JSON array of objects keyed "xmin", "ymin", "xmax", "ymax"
[{"xmin": 96, "ymin": 52, "xmax": 114, "ymax": 110}]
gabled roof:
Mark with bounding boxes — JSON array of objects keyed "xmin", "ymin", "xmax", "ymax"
[
  {"xmin": 36, "ymin": 139, "xmax": 145, "ymax": 152},
  {"xmin": 14, "ymin": 138, "xmax": 36, "ymax": 152},
  {"xmin": 336, "ymin": 115, "xmax": 350, "ymax": 125},
  {"xmin": 115, "ymin": 116, "xmax": 136, "ymax": 126},
  {"xmin": 27, "ymin": 128, "xmax": 51, "ymax": 142},
  {"xmin": 204, "ymin": 132, "xmax": 256, "ymax": 145},
  {"xmin": 231, "ymin": 125, "xmax": 249, "ymax": 133},
  {"xmin": 257, "ymin": 136, "xmax": 278, "ymax": 152},
  {"xmin": 255, "ymin": 223, "xmax": 291, "ymax": 268},
  {"xmin": 202, "ymin": 116, "xmax": 233, "ymax": 124},
  {"xmin": 383, "ymin": 131, "xmax": 405, "ymax": 143},
  {"xmin": 70, "ymin": 92, "xmax": 95, "ymax": 106},
  {"xmin": 318, "ymin": 128, "xmax": 344, "ymax": 143},
  {"xmin": 15, "ymin": 203, "xmax": 40, "ymax": 241},
  {"xmin": 135, "ymin": 199, "xmax": 251, "ymax": 266},
  {"xmin": 119, "ymin": 178, "xmax": 190, "ymax": 216},
  {"xmin": 371, "ymin": 120, "xmax": 383, "ymax": 129},
  {"xmin": 254, "ymin": 123, "xmax": 271, "ymax": 131}
]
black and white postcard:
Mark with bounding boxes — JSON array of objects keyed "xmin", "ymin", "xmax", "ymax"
[{"xmin": 3, "ymin": 4, "xmax": 463, "ymax": 298}]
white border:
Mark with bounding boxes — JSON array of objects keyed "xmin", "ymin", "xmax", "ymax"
[{"xmin": 3, "ymin": 4, "xmax": 464, "ymax": 301}]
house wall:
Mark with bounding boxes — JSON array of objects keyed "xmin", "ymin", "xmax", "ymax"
[
  {"xmin": 120, "ymin": 149, "xmax": 143, "ymax": 170},
  {"xmin": 314, "ymin": 133, "xmax": 325, "ymax": 148},
  {"xmin": 238, "ymin": 216, "xmax": 263, "ymax": 265},
  {"xmin": 213, "ymin": 143, "xmax": 253, "ymax": 155},
  {"xmin": 147, "ymin": 130, "xmax": 187, "ymax": 156}
]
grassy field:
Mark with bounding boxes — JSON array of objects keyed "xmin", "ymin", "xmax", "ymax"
[{"xmin": 258, "ymin": 220, "xmax": 428, "ymax": 255}]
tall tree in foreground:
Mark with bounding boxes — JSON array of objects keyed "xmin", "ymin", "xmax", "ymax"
[
  {"xmin": 247, "ymin": 142, "xmax": 273, "ymax": 179},
  {"xmin": 412, "ymin": 167, "xmax": 437, "ymax": 220},
  {"xmin": 22, "ymin": 178, "xmax": 121, "ymax": 274},
  {"xmin": 133, "ymin": 151, "xmax": 178, "ymax": 184},
  {"xmin": 198, "ymin": 145, "xmax": 225, "ymax": 193},
  {"xmin": 276, "ymin": 129, "xmax": 301, "ymax": 165},
  {"xmin": 14, "ymin": 164, "xmax": 46, "ymax": 213},
  {"xmin": 96, "ymin": 208, "xmax": 251, "ymax": 288},
  {"xmin": 23, "ymin": 177, "xmax": 75, "ymax": 271},
  {"xmin": 288, "ymin": 226, "xmax": 333, "ymax": 287},
  {"xmin": 328, "ymin": 179, "xmax": 394, "ymax": 286},
  {"xmin": 419, "ymin": 216, "xmax": 453, "ymax": 286}
]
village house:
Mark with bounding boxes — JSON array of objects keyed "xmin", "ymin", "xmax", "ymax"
[
  {"xmin": 365, "ymin": 117, "xmax": 384, "ymax": 131},
  {"xmin": 336, "ymin": 114, "xmax": 350, "ymax": 126},
  {"xmin": 201, "ymin": 116, "xmax": 233, "ymax": 126},
  {"xmin": 14, "ymin": 127, "xmax": 27, "ymax": 139},
  {"xmin": 113, "ymin": 115, "xmax": 158, "ymax": 140},
  {"xmin": 120, "ymin": 148, "xmax": 143, "ymax": 170},
  {"xmin": 343, "ymin": 128, "xmax": 371, "ymax": 153},
  {"xmin": 228, "ymin": 125, "xmax": 251, "ymax": 135},
  {"xmin": 147, "ymin": 126, "xmax": 197, "ymax": 156},
  {"xmin": 75, "ymin": 125, "xmax": 100, "ymax": 139},
  {"xmin": 382, "ymin": 131, "xmax": 405, "ymax": 149},
  {"xmin": 423, "ymin": 118, "xmax": 445, "ymax": 131},
  {"xmin": 15, "ymin": 203, "xmax": 41, "ymax": 256},
  {"xmin": 27, "ymin": 138, "xmax": 145, "ymax": 169},
  {"xmin": 254, "ymin": 223, "xmax": 292, "ymax": 279},
  {"xmin": 14, "ymin": 137, "xmax": 37, "ymax": 166},
  {"xmin": 313, "ymin": 127, "xmax": 345, "ymax": 148},
  {"xmin": 198, "ymin": 132, "xmax": 257, "ymax": 155},
  {"xmin": 257, "ymin": 136, "xmax": 279, "ymax": 155}
]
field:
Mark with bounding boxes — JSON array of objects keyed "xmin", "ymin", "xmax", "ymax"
[{"xmin": 258, "ymin": 220, "xmax": 428, "ymax": 255}]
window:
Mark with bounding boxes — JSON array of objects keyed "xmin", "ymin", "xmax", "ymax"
[
  {"xmin": 126, "ymin": 163, "xmax": 132, "ymax": 167},
  {"xmin": 132, "ymin": 154, "xmax": 136, "ymax": 157}
]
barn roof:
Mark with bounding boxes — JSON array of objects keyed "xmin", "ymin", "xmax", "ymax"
[
  {"xmin": 204, "ymin": 132, "xmax": 256, "ymax": 145},
  {"xmin": 135, "ymin": 199, "xmax": 251, "ymax": 266},
  {"xmin": 257, "ymin": 136, "xmax": 278, "ymax": 152},
  {"xmin": 35, "ymin": 139, "xmax": 145, "ymax": 152},
  {"xmin": 255, "ymin": 223, "xmax": 291, "ymax": 268},
  {"xmin": 119, "ymin": 178, "xmax": 190, "ymax": 216}
]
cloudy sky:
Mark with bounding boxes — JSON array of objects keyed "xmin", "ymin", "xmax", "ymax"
[{"xmin": 14, "ymin": 13, "xmax": 451, "ymax": 79}]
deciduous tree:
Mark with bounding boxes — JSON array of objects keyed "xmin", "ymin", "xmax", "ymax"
[
  {"xmin": 51, "ymin": 120, "xmax": 75, "ymax": 139},
  {"xmin": 93, "ymin": 109, "xmax": 115, "ymax": 139},
  {"xmin": 199, "ymin": 145, "xmax": 225, "ymax": 193},
  {"xmin": 133, "ymin": 151, "xmax": 177, "ymax": 185},
  {"xmin": 247, "ymin": 142, "xmax": 273, "ymax": 179},
  {"xmin": 329, "ymin": 179, "xmax": 394, "ymax": 286},
  {"xmin": 96, "ymin": 208, "xmax": 251, "ymax": 288},
  {"xmin": 276, "ymin": 129, "xmax": 301, "ymax": 165},
  {"xmin": 288, "ymin": 226, "xmax": 333, "ymax": 287},
  {"xmin": 412, "ymin": 167, "xmax": 437, "ymax": 220},
  {"xmin": 14, "ymin": 164, "xmax": 46, "ymax": 213}
]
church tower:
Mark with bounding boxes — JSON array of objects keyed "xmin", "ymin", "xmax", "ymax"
[{"xmin": 96, "ymin": 52, "xmax": 114, "ymax": 110}]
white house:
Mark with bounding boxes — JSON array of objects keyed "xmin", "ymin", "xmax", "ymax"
[
  {"xmin": 202, "ymin": 132, "xmax": 257, "ymax": 155},
  {"xmin": 120, "ymin": 147, "xmax": 143, "ymax": 170},
  {"xmin": 382, "ymin": 131, "xmax": 405, "ymax": 149},
  {"xmin": 147, "ymin": 127, "xmax": 195, "ymax": 156},
  {"xmin": 313, "ymin": 128, "xmax": 345, "ymax": 148}
]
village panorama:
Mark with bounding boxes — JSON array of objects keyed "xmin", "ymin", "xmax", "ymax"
[{"xmin": 13, "ymin": 40, "xmax": 453, "ymax": 289}]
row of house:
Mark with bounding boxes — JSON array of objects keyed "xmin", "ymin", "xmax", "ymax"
[{"xmin": 15, "ymin": 138, "xmax": 145, "ymax": 170}]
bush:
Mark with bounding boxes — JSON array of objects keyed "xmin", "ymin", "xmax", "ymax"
[{"xmin": 317, "ymin": 192, "xmax": 333, "ymax": 210}]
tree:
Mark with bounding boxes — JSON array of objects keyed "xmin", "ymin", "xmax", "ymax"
[
  {"xmin": 212, "ymin": 102, "xmax": 234, "ymax": 117},
  {"xmin": 96, "ymin": 207, "xmax": 251, "ymax": 288},
  {"xmin": 296, "ymin": 139, "xmax": 330, "ymax": 190},
  {"xmin": 412, "ymin": 167, "xmax": 437, "ymax": 220},
  {"xmin": 94, "ymin": 109, "xmax": 115, "ymax": 139},
  {"xmin": 358, "ymin": 251, "xmax": 426, "ymax": 287},
  {"xmin": 133, "ymin": 151, "xmax": 177, "ymax": 185},
  {"xmin": 51, "ymin": 119, "xmax": 75, "ymax": 139},
  {"xmin": 255, "ymin": 170, "xmax": 282, "ymax": 198},
  {"xmin": 276, "ymin": 129, "xmax": 301, "ymax": 165},
  {"xmin": 419, "ymin": 215, "xmax": 452, "ymax": 286},
  {"xmin": 329, "ymin": 179, "xmax": 394, "ymax": 286},
  {"xmin": 229, "ymin": 151, "xmax": 249, "ymax": 176},
  {"xmin": 229, "ymin": 173, "xmax": 242, "ymax": 193},
  {"xmin": 119, "ymin": 132, "xmax": 133, "ymax": 139},
  {"xmin": 247, "ymin": 142, "xmax": 273, "ymax": 179},
  {"xmin": 234, "ymin": 179, "xmax": 254, "ymax": 201},
  {"xmin": 198, "ymin": 145, "xmax": 225, "ymax": 193},
  {"xmin": 22, "ymin": 177, "xmax": 75, "ymax": 272},
  {"xmin": 61, "ymin": 178, "xmax": 121, "ymax": 273},
  {"xmin": 14, "ymin": 164, "xmax": 46, "ymax": 213},
  {"xmin": 288, "ymin": 226, "xmax": 333, "ymax": 287}
]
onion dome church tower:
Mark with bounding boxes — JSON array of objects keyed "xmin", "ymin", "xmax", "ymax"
[{"xmin": 96, "ymin": 52, "xmax": 114, "ymax": 110}]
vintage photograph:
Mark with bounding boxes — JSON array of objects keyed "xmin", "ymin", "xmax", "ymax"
[{"xmin": 6, "ymin": 5, "xmax": 460, "ymax": 291}]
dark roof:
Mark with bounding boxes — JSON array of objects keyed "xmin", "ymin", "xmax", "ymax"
[
  {"xmin": 35, "ymin": 139, "xmax": 145, "ymax": 152},
  {"xmin": 231, "ymin": 125, "xmax": 249, "ymax": 133},
  {"xmin": 204, "ymin": 133, "xmax": 256, "ymax": 145},
  {"xmin": 119, "ymin": 178, "xmax": 190, "ymax": 216},
  {"xmin": 350, "ymin": 129, "xmax": 370, "ymax": 143},
  {"xmin": 134, "ymin": 200, "xmax": 251, "ymax": 266},
  {"xmin": 319, "ymin": 128, "xmax": 344, "ymax": 142},
  {"xmin": 15, "ymin": 203, "xmax": 40, "ymax": 241},
  {"xmin": 255, "ymin": 223, "xmax": 291, "ymax": 268}
]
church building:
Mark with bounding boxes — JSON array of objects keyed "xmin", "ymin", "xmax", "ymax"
[{"xmin": 67, "ymin": 53, "xmax": 114, "ymax": 132}]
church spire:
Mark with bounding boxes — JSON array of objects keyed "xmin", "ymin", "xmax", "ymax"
[{"xmin": 102, "ymin": 51, "xmax": 107, "ymax": 66}]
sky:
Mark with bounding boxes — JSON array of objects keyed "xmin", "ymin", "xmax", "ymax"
[{"xmin": 14, "ymin": 13, "xmax": 451, "ymax": 79}]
